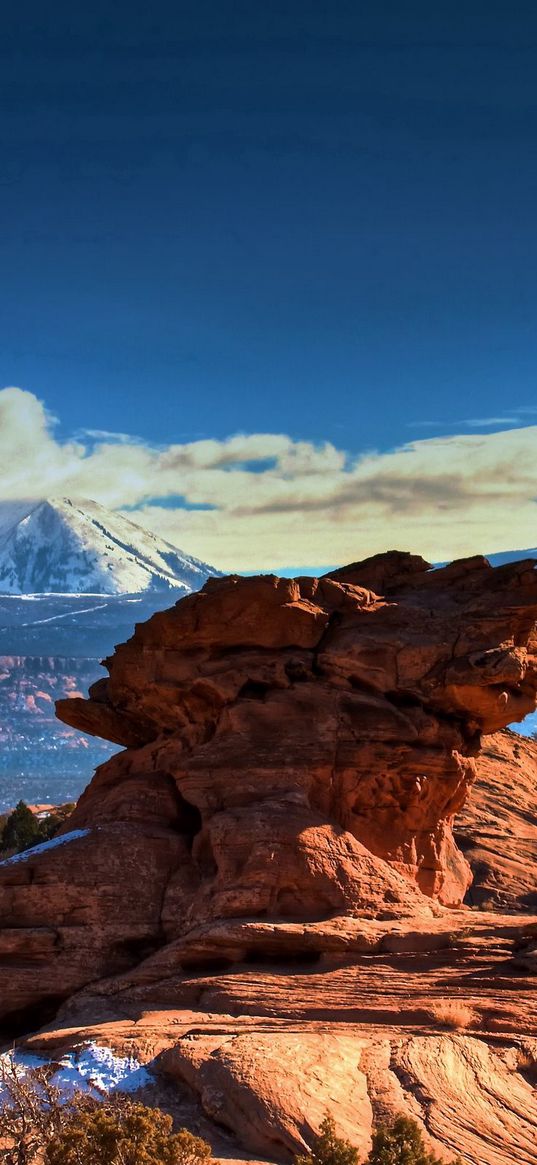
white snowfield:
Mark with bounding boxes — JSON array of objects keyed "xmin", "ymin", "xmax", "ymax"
[
  {"xmin": 0, "ymin": 829, "xmax": 90, "ymax": 866},
  {"xmin": 0, "ymin": 497, "xmax": 219, "ymax": 595},
  {"xmin": 0, "ymin": 1044, "xmax": 153, "ymax": 1102}
]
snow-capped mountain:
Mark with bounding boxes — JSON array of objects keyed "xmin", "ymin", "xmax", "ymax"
[{"xmin": 0, "ymin": 498, "xmax": 219, "ymax": 595}]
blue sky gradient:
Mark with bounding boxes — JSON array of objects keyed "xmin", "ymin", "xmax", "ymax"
[{"xmin": 2, "ymin": 1, "xmax": 537, "ymax": 454}]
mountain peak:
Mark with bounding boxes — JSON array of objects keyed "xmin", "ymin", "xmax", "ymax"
[{"xmin": 0, "ymin": 497, "xmax": 219, "ymax": 595}]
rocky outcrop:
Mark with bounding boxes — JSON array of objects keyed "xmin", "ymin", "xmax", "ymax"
[
  {"xmin": 2, "ymin": 551, "xmax": 537, "ymax": 1164},
  {"xmin": 60, "ymin": 550, "xmax": 537, "ymax": 903},
  {"xmin": 1, "ymin": 551, "xmax": 536, "ymax": 1032},
  {"xmin": 0, "ymin": 822, "xmax": 183, "ymax": 1030},
  {"xmin": 26, "ymin": 950, "xmax": 537, "ymax": 1165},
  {"xmin": 458, "ymin": 729, "xmax": 537, "ymax": 910},
  {"xmin": 158, "ymin": 1029, "xmax": 537, "ymax": 1164}
]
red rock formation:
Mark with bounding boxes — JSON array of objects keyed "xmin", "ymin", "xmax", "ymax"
[
  {"xmin": 60, "ymin": 552, "xmax": 537, "ymax": 903},
  {"xmin": 458, "ymin": 728, "xmax": 537, "ymax": 910},
  {"xmin": 1, "ymin": 551, "xmax": 537, "ymax": 1033}
]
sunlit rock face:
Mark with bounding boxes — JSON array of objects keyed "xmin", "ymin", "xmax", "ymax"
[
  {"xmin": 1, "ymin": 550, "xmax": 537, "ymax": 1029},
  {"xmin": 457, "ymin": 728, "xmax": 537, "ymax": 910},
  {"xmin": 59, "ymin": 550, "xmax": 537, "ymax": 908}
]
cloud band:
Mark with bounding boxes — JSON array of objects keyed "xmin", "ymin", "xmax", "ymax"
[{"xmin": 0, "ymin": 386, "xmax": 535, "ymax": 570}]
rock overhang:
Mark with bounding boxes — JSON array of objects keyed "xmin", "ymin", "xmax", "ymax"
[{"xmin": 1, "ymin": 549, "xmax": 537, "ymax": 1032}]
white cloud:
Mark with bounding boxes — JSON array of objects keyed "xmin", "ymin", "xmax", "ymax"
[
  {"xmin": 463, "ymin": 416, "xmax": 522, "ymax": 427},
  {"xmin": 75, "ymin": 428, "xmax": 144, "ymax": 445},
  {"xmin": 0, "ymin": 386, "xmax": 536, "ymax": 571},
  {"xmin": 410, "ymin": 404, "xmax": 537, "ymax": 431}
]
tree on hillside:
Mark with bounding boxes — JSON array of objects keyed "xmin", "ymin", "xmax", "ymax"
[
  {"xmin": 0, "ymin": 1065, "xmax": 213, "ymax": 1165},
  {"xmin": 366, "ymin": 1116, "xmax": 463, "ymax": 1165},
  {"xmin": 295, "ymin": 1115, "xmax": 360, "ymax": 1165},
  {"xmin": 1, "ymin": 801, "xmax": 41, "ymax": 854},
  {"xmin": 0, "ymin": 801, "xmax": 72, "ymax": 858},
  {"xmin": 45, "ymin": 1100, "xmax": 213, "ymax": 1165}
]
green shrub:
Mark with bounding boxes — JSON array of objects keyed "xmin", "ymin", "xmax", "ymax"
[
  {"xmin": 0, "ymin": 801, "xmax": 72, "ymax": 858},
  {"xmin": 45, "ymin": 1099, "xmax": 212, "ymax": 1165},
  {"xmin": 366, "ymin": 1116, "xmax": 463, "ymax": 1165},
  {"xmin": 0, "ymin": 1065, "xmax": 212, "ymax": 1165},
  {"xmin": 295, "ymin": 1115, "xmax": 360, "ymax": 1165}
]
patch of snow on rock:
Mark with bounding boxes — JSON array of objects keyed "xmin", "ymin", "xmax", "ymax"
[
  {"xmin": 0, "ymin": 829, "xmax": 90, "ymax": 866},
  {"xmin": 0, "ymin": 1044, "xmax": 153, "ymax": 1103}
]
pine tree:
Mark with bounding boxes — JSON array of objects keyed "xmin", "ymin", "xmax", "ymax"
[
  {"xmin": 1, "ymin": 801, "xmax": 41, "ymax": 854},
  {"xmin": 295, "ymin": 1115, "xmax": 360, "ymax": 1165}
]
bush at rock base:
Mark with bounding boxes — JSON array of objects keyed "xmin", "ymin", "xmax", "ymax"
[
  {"xmin": 295, "ymin": 1115, "xmax": 360, "ymax": 1165},
  {"xmin": 365, "ymin": 1116, "xmax": 463, "ymax": 1165},
  {"xmin": 295, "ymin": 1116, "xmax": 464, "ymax": 1165},
  {"xmin": 0, "ymin": 1066, "xmax": 212, "ymax": 1165},
  {"xmin": 44, "ymin": 1100, "xmax": 213, "ymax": 1165},
  {"xmin": 0, "ymin": 1062, "xmax": 67, "ymax": 1164}
]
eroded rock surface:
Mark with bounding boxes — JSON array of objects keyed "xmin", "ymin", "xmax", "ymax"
[
  {"xmin": 59, "ymin": 550, "xmax": 537, "ymax": 910},
  {"xmin": 1, "ymin": 551, "xmax": 536, "ymax": 1029},
  {"xmin": 458, "ymin": 729, "xmax": 537, "ymax": 910},
  {"xmin": 2, "ymin": 551, "xmax": 537, "ymax": 1164}
]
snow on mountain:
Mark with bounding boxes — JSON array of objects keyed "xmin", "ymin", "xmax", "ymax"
[{"xmin": 0, "ymin": 498, "xmax": 220, "ymax": 595}]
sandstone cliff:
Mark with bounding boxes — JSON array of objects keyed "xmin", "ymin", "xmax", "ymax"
[
  {"xmin": 458, "ymin": 728, "xmax": 537, "ymax": 910},
  {"xmin": 1, "ymin": 551, "xmax": 537, "ymax": 1165}
]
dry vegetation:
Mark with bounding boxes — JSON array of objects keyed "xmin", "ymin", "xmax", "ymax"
[
  {"xmin": 517, "ymin": 1049, "xmax": 537, "ymax": 1080},
  {"xmin": 0, "ymin": 1061, "xmax": 212, "ymax": 1165},
  {"xmin": 428, "ymin": 1001, "xmax": 478, "ymax": 1030}
]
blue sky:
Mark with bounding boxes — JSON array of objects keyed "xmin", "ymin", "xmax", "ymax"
[{"xmin": 1, "ymin": 2, "xmax": 537, "ymax": 569}]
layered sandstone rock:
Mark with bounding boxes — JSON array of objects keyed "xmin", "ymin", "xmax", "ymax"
[
  {"xmin": 2, "ymin": 550, "xmax": 537, "ymax": 1164},
  {"xmin": 60, "ymin": 550, "xmax": 537, "ymax": 904},
  {"xmin": 1, "ymin": 552, "xmax": 536, "ymax": 1033},
  {"xmin": 156, "ymin": 1028, "xmax": 537, "ymax": 1164},
  {"xmin": 458, "ymin": 729, "xmax": 537, "ymax": 910}
]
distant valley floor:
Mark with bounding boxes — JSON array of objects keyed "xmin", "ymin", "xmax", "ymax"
[
  {"xmin": 0, "ymin": 592, "xmax": 169, "ymax": 808},
  {"xmin": 0, "ymin": 652, "xmax": 116, "ymax": 809}
]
